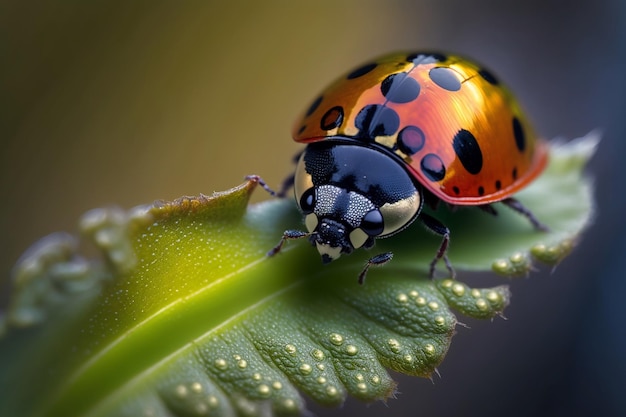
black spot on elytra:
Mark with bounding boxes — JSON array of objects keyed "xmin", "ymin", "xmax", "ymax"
[
  {"xmin": 397, "ymin": 125, "xmax": 425, "ymax": 154},
  {"xmin": 420, "ymin": 154, "xmax": 446, "ymax": 182},
  {"xmin": 478, "ymin": 68, "xmax": 499, "ymax": 85},
  {"xmin": 452, "ymin": 186, "xmax": 460, "ymax": 195},
  {"xmin": 347, "ymin": 62, "xmax": 377, "ymax": 79},
  {"xmin": 513, "ymin": 117, "xmax": 526, "ymax": 152},
  {"xmin": 478, "ymin": 186, "xmax": 485, "ymax": 196},
  {"xmin": 452, "ymin": 129, "xmax": 483, "ymax": 175},
  {"xmin": 354, "ymin": 105, "xmax": 400, "ymax": 138},
  {"xmin": 380, "ymin": 72, "xmax": 421, "ymax": 104},
  {"xmin": 429, "ymin": 67, "xmax": 462, "ymax": 91},
  {"xmin": 306, "ymin": 95, "xmax": 323, "ymax": 116},
  {"xmin": 512, "ymin": 166, "xmax": 518, "ymax": 181},
  {"xmin": 495, "ymin": 180, "xmax": 502, "ymax": 190},
  {"xmin": 320, "ymin": 106, "xmax": 344, "ymax": 131}
]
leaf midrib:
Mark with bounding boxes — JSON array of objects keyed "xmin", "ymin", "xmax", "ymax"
[{"xmin": 41, "ymin": 245, "xmax": 310, "ymax": 417}]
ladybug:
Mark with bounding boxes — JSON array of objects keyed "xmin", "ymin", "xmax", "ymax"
[{"xmin": 249, "ymin": 51, "xmax": 548, "ymax": 283}]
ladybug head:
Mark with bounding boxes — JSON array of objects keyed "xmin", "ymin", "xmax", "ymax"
[
  {"xmin": 292, "ymin": 141, "xmax": 424, "ymax": 265},
  {"xmin": 314, "ymin": 218, "xmax": 353, "ymax": 263},
  {"xmin": 298, "ymin": 185, "xmax": 384, "ymax": 263}
]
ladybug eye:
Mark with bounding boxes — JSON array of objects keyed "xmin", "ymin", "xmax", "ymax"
[
  {"xmin": 299, "ymin": 188, "xmax": 316, "ymax": 214},
  {"xmin": 360, "ymin": 209, "xmax": 384, "ymax": 236}
]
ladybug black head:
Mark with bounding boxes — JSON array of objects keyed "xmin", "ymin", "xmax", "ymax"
[
  {"xmin": 312, "ymin": 218, "xmax": 354, "ymax": 263},
  {"xmin": 293, "ymin": 141, "xmax": 423, "ymax": 264},
  {"xmin": 299, "ymin": 185, "xmax": 382, "ymax": 263}
]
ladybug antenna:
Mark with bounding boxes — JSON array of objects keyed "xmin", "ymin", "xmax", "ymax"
[{"xmin": 267, "ymin": 229, "xmax": 310, "ymax": 257}]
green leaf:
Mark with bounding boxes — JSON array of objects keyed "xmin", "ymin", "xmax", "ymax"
[{"xmin": 0, "ymin": 133, "xmax": 597, "ymax": 417}]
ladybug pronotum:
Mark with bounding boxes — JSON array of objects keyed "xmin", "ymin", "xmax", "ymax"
[{"xmin": 249, "ymin": 51, "xmax": 548, "ymax": 283}]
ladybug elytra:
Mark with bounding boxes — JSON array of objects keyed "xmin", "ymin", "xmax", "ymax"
[{"xmin": 249, "ymin": 51, "xmax": 548, "ymax": 283}]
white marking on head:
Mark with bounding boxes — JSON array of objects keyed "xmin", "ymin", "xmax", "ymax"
[
  {"xmin": 349, "ymin": 228, "xmax": 369, "ymax": 249},
  {"xmin": 315, "ymin": 242, "xmax": 342, "ymax": 261},
  {"xmin": 305, "ymin": 213, "xmax": 318, "ymax": 233}
]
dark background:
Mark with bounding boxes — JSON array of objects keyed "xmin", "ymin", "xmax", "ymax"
[{"xmin": 1, "ymin": 1, "xmax": 624, "ymax": 416}]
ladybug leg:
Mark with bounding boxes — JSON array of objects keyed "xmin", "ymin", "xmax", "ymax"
[
  {"xmin": 276, "ymin": 173, "xmax": 295, "ymax": 198},
  {"xmin": 245, "ymin": 174, "xmax": 295, "ymax": 198},
  {"xmin": 478, "ymin": 204, "xmax": 498, "ymax": 216},
  {"xmin": 274, "ymin": 150, "xmax": 304, "ymax": 197},
  {"xmin": 245, "ymin": 174, "xmax": 280, "ymax": 196},
  {"xmin": 358, "ymin": 252, "xmax": 393, "ymax": 285},
  {"xmin": 419, "ymin": 213, "xmax": 455, "ymax": 279},
  {"xmin": 246, "ymin": 150, "xmax": 303, "ymax": 198},
  {"xmin": 501, "ymin": 198, "xmax": 549, "ymax": 232},
  {"xmin": 267, "ymin": 229, "xmax": 310, "ymax": 257}
]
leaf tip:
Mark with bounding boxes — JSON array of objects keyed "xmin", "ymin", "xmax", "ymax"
[{"xmin": 530, "ymin": 237, "xmax": 576, "ymax": 266}]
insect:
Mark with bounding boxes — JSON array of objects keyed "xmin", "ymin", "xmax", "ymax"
[{"xmin": 249, "ymin": 51, "xmax": 548, "ymax": 283}]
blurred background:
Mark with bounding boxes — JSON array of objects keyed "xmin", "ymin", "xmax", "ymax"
[{"xmin": 1, "ymin": 1, "xmax": 624, "ymax": 416}]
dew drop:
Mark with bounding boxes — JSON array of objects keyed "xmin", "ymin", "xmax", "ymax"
[
  {"xmin": 282, "ymin": 398, "xmax": 297, "ymax": 411},
  {"xmin": 452, "ymin": 283, "xmax": 465, "ymax": 296},
  {"xmin": 493, "ymin": 259, "xmax": 510, "ymax": 272},
  {"xmin": 175, "ymin": 384, "xmax": 188, "ymax": 398},
  {"xmin": 207, "ymin": 395, "xmax": 219, "ymax": 407},
  {"xmin": 299, "ymin": 363, "xmax": 313, "ymax": 375},
  {"xmin": 284, "ymin": 344, "xmax": 297, "ymax": 355},
  {"xmin": 215, "ymin": 358, "xmax": 228, "ymax": 371},
  {"xmin": 486, "ymin": 291, "xmax": 500, "ymax": 302},
  {"xmin": 311, "ymin": 349, "xmax": 325, "ymax": 361},
  {"xmin": 329, "ymin": 333, "xmax": 344, "ymax": 346},
  {"xmin": 510, "ymin": 252, "xmax": 525, "ymax": 264},
  {"xmin": 258, "ymin": 384, "xmax": 271, "ymax": 397},
  {"xmin": 388, "ymin": 338, "xmax": 401, "ymax": 353},
  {"xmin": 345, "ymin": 345, "xmax": 358, "ymax": 356}
]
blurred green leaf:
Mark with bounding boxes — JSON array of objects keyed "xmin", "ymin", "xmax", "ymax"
[{"xmin": 0, "ymin": 133, "xmax": 597, "ymax": 417}]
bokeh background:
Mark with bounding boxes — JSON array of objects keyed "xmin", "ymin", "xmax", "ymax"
[{"xmin": 1, "ymin": 1, "xmax": 625, "ymax": 416}]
